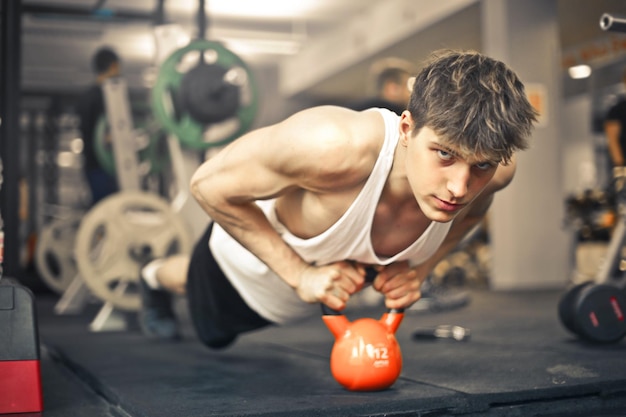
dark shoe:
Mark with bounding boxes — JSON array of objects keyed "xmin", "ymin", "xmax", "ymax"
[
  {"xmin": 139, "ymin": 277, "xmax": 181, "ymax": 340},
  {"xmin": 409, "ymin": 275, "xmax": 471, "ymax": 313}
]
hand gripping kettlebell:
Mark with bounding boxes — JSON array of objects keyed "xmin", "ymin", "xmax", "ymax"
[{"xmin": 322, "ymin": 303, "xmax": 404, "ymax": 391}]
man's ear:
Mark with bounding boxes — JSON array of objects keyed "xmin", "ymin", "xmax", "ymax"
[{"xmin": 398, "ymin": 111, "xmax": 414, "ymax": 147}]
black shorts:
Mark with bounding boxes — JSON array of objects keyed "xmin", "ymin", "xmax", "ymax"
[{"xmin": 186, "ymin": 223, "xmax": 273, "ymax": 349}]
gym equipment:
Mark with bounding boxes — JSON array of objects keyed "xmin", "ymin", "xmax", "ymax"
[
  {"xmin": 0, "ymin": 279, "xmax": 43, "ymax": 414},
  {"xmin": 94, "ymin": 115, "xmax": 169, "ymax": 177},
  {"xmin": 600, "ymin": 13, "xmax": 626, "ymax": 32},
  {"xmin": 322, "ymin": 304, "xmax": 404, "ymax": 391},
  {"xmin": 34, "ymin": 217, "xmax": 80, "ymax": 294},
  {"xmin": 55, "ymin": 66, "xmax": 199, "ymax": 331},
  {"xmin": 558, "ymin": 282, "xmax": 626, "ymax": 343},
  {"xmin": 74, "ymin": 191, "xmax": 192, "ymax": 311},
  {"xmin": 151, "ymin": 38, "xmax": 259, "ymax": 150},
  {"xmin": 564, "ymin": 188, "xmax": 615, "ymax": 242},
  {"xmin": 101, "ymin": 76, "xmax": 143, "ymax": 191},
  {"xmin": 51, "ymin": 75, "xmax": 147, "ymax": 330},
  {"xmin": 412, "ymin": 325, "xmax": 471, "ymax": 341},
  {"xmin": 559, "ymin": 167, "xmax": 626, "ymax": 343}
]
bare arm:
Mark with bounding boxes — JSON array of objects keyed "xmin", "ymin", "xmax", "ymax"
[
  {"xmin": 190, "ymin": 106, "xmax": 372, "ymax": 308},
  {"xmin": 605, "ymin": 120, "xmax": 624, "ymax": 167},
  {"xmin": 374, "ymin": 159, "xmax": 517, "ymax": 309}
]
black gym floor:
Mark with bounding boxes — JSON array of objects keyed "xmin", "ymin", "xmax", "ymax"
[{"xmin": 33, "ymin": 289, "xmax": 626, "ymax": 417}]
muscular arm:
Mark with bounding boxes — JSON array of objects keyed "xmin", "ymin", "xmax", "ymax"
[
  {"xmin": 605, "ymin": 120, "xmax": 624, "ymax": 167},
  {"xmin": 190, "ymin": 106, "xmax": 372, "ymax": 308},
  {"xmin": 191, "ymin": 126, "xmax": 306, "ymax": 287}
]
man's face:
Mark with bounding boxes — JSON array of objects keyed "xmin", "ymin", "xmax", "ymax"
[{"xmin": 399, "ymin": 114, "xmax": 499, "ymax": 223}]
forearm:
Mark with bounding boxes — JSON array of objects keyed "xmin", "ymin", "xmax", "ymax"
[
  {"xmin": 373, "ymin": 213, "xmax": 487, "ymax": 310},
  {"xmin": 190, "ymin": 179, "xmax": 309, "ymax": 289}
]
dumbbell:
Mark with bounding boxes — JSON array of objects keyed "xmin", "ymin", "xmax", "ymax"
[{"xmin": 558, "ymin": 281, "xmax": 626, "ymax": 343}]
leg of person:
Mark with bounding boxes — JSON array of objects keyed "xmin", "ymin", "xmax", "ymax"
[
  {"xmin": 154, "ymin": 254, "xmax": 189, "ymax": 295},
  {"xmin": 186, "ymin": 223, "xmax": 273, "ymax": 350},
  {"xmin": 139, "ymin": 255, "xmax": 189, "ymax": 340}
]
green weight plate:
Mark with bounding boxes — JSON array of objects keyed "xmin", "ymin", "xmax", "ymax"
[{"xmin": 150, "ymin": 38, "xmax": 259, "ymax": 150}]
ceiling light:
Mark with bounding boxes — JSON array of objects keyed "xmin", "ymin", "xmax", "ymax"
[
  {"xmin": 168, "ymin": 0, "xmax": 320, "ymax": 19},
  {"xmin": 568, "ymin": 65, "xmax": 591, "ymax": 79}
]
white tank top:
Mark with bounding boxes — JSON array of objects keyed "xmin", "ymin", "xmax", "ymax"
[{"xmin": 210, "ymin": 108, "xmax": 452, "ymax": 324}]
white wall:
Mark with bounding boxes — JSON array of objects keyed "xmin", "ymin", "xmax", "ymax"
[
  {"xmin": 484, "ymin": 0, "xmax": 571, "ymax": 290},
  {"xmin": 561, "ymin": 95, "xmax": 602, "ymax": 194}
]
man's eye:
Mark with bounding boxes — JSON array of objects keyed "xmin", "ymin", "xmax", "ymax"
[
  {"xmin": 475, "ymin": 162, "xmax": 495, "ymax": 171},
  {"xmin": 437, "ymin": 150, "xmax": 453, "ymax": 160}
]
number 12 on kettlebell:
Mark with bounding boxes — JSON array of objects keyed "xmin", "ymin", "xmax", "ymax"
[{"xmin": 322, "ymin": 305, "xmax": 404, "ymax": 391}]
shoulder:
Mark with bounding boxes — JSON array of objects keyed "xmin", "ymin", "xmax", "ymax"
[
  {"xmin": 275, "ymin": 106, "xmax": 384, "ymax": 157},
  {"xmin": 607, "ymin": 98, "xmax": 626, "ymax": 118},
  {"xmin": 278, "ymin": 105, "xmax": 381, "ymax": 136},
  {"xmin": 485, "ymin": 157, "xmax": 517, "ymax": 195},
  {"xmin": 268, "ymin": 106, "xmax": 386, "ymax": 187}
]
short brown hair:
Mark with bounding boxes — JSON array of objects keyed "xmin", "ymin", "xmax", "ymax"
[{"xmin": 408, "ymin": 49, "xmax": 537, "ymax": 164}]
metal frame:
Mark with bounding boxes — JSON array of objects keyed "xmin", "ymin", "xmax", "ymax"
[
  {"xmin": 54, "ymin": 26, "xmax": 194, "ymax": 331},
  {"xmin": 0, "ymin": 0, "xmax": 23, "ymax": 280},
  {"xmin": 54, "ymin": 78, "xmax": 141, "ymax": 331},
  {"xmin": 595, "ymin": 168, "xmax": 626, "ymax": 286}
]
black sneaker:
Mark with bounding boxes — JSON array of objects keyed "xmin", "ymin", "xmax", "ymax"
[
  {"xmin": 409, "ymin": 274, "xmax": 471, "ymax": 313},
  {"xmin": 139, "ymin": 277, "xmax": 181, "ymax": 340}
]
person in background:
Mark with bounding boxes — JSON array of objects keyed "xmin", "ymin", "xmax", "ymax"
[
  {"xmin": 75, "ymin": 46, "xmax": 121, "ymax": 205},
  {"xmin": 604, "ymin": 68, "xmax": 626, "ymax": 213},
  {"xmin": 604, "ymin": 68, "xmax": 626, "ymax": 169},
  {"xmin": 351, "ymin": 58, "xmax": 414, "ymax": 116}
]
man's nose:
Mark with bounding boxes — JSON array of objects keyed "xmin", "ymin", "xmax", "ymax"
[{"xmin": 447, "ymin": 165, "xmax": 470, "ymax": 199}]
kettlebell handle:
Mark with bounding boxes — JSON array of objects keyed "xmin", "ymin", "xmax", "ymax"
[
  {"xmin": 320, "ymin": 266, "xmax": 405, "ymax": 315},
  {"xmin": 321, "ymin": 304, "xmax": 404, "ymax": 315}
]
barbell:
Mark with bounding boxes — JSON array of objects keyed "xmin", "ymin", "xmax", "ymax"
[
  {"xmin": 151, "ymin": 38, "xmax": 259, "ymax": 150},
  {"xmin": 70, "ymin": 40, "xmax": 258, "ymax": 310},
  {"xmin": 35, "ymin": 217, "xmax": 80, "ymax": 294}
]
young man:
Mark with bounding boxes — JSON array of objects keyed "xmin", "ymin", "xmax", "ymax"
[{"xmin": 140, "ymin": 49, "xmax": 537, "ymax": 348}]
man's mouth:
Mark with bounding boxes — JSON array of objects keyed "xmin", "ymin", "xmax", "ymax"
[{"xmin": 433, "ymin": 197, "xmax": 465, "ymax": 212}]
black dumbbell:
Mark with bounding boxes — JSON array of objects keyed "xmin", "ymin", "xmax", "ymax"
[{"xmin": 558, "ymin": 281, "xmax": 626, "ymax": 343}]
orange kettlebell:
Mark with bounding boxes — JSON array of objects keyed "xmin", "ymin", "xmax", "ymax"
[{"xmin": 322, "ymin": 305, "xmax": 404, "ymax": 391}]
